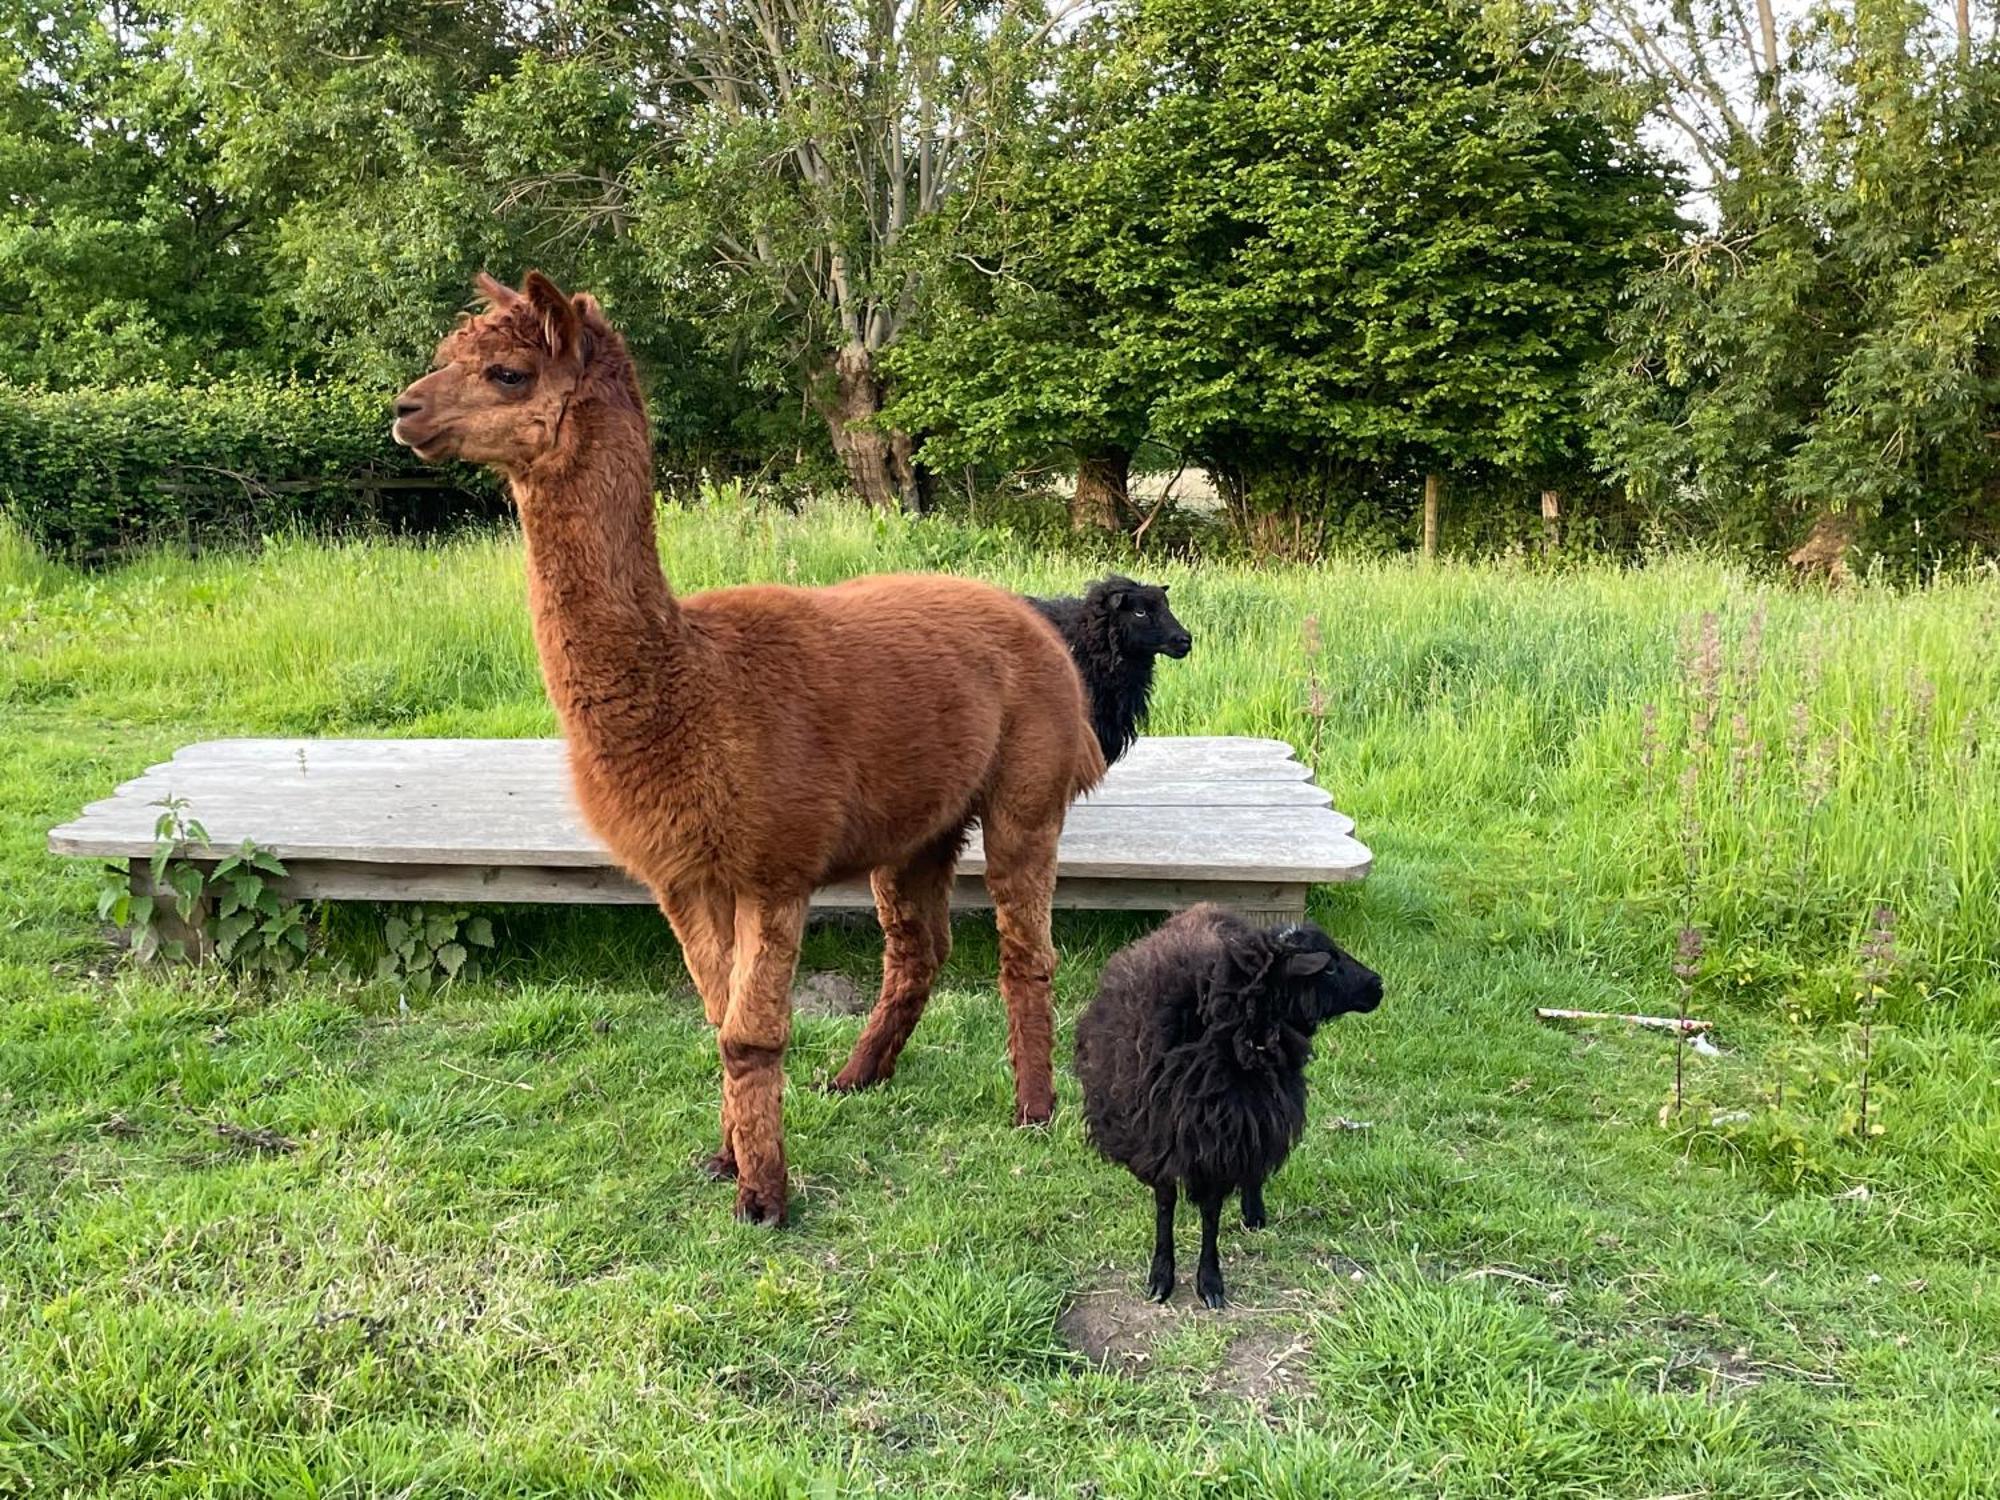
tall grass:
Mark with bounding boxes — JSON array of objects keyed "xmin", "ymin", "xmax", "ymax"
[
  {"xmin": 6, "ymin": 507, "xmax": 1996, "ymax": 1021},
  {"xmin": 6, "ymin": 505, "xmax": 2000, "ymax": 1495}
]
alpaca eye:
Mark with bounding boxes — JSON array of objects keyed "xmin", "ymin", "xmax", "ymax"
[{"xmin": 486, "ymin": 365, "xmax": 530, "ymax": 387}]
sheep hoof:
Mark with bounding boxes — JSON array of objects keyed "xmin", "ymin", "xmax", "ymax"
[
  {"xmin": 1146, "ymin": 1269, "xmax": 1175, "ymax": 1304},
  {"xmin": 1197, "ymin": 1275, "xmax": 1227, "ymax": 1310},
  {"xmin": 1242, "ymin": 1209, "xmax": 1267, "ymax": 1231},
  {"xmin": 824, "ymin": 1065, "xmax": 880, "ymax": 1094},
  {"xmin": 1014, "ymin": 1102, "xmax": 1054, "ymax": 1128},
  {"xmin": 699, "ymin": 1150, "xmax": 738, "ymax": 1182}
]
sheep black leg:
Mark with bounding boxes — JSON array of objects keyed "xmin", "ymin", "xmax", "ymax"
[
  {"xmin": 1241, "ymin": 1178, "xmax": 1267, "ymax": 1231},
  {"xmin": 1146, "ymin": 1181, "xmax": 1177, "ymax": 1303},
  {"xmin": 1194, "ymin": 1188, "xmax": 1228, "ymax": 1308}
]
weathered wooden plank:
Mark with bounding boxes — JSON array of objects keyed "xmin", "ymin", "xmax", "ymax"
[
  {"xmin": 101, "ymin": 760, "xmax": 1332, "ymax": 807},
  {"xmin": 54, "ymin": 735, "xmax": 1372, "ymax": 896},
  {"xmin": 56, "ymin": 799, "xmax": 1370, "ymax": 883},
  {"xmin": 163, "ymin": 734, "xmax": 1313, "ymax": 779},
  {"xmin": 134, "ymin": 859, "xmax": 1312, "ymax": 915}
]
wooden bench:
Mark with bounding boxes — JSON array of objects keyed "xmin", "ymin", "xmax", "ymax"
[{"xmin": 50, "ymin": 736, "xmax": 1371, "ymax": 925}]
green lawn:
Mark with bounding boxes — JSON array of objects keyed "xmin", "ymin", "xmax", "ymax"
[{"xmin": 3, "ymin": 503, "xmax": 1997, "ymax": 1497}]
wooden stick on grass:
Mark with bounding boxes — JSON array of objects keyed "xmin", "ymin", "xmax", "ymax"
[{"xmin": 1535, "ymin": 1007, "xmax": 1713, "ymax": 1035}]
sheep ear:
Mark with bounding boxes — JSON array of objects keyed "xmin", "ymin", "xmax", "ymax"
[
  {"xmin": 1285, "ymin": 951, "xmax": 1332, "ymax": 979},
  {"xmin": 1106, "ymin": 589, "xmax": 1127, "ymax": 611}
]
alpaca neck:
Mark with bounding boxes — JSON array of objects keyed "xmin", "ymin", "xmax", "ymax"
[{"xmin": 510, "ymin": 404, "xmax": 705, "ymax": 762}]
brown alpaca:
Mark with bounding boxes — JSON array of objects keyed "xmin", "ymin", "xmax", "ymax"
[{"xmin": 391, "ymin": 271, "xmax": 1105, "ymax": 1225}]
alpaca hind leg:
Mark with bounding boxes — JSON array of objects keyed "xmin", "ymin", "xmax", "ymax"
[
  {"xmin": 718, "ymin": 891, "xmax": 808, "ymax": 1227},
  {"xmin": 981, "ymin": 815, "xmax": 1061, "ymax": 1125},
  {"xmin": 1147, "ymin": 1180, "xmax": 1178, "ymax": 1304},
  {"xmin": 832, "ymin": 833, "xmax": 958, "ymax": 1092},
  {"xmin": 1194, "ymin": 1185, "xmax": 1228, "ymax": 1308},
  {"xmin": 660, "ymin": 880, "xmax": 741, "ymax": 1180}
]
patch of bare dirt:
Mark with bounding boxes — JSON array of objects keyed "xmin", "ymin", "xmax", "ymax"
[
  {"xmin": 1059, "ymin": 1283, "xmax": 1166, "ymax": 1376},
  {"xmin": 1209, "ymin": 1326, "xmax": 1314, "ymax": 1406},
  {"xmin": 1058, "ymin": 1275, "xmax": 1318, "ymax": 1410},
  {"xmin": 792, "ymin": 971, "xmax": 868, "ymax": 1017}
]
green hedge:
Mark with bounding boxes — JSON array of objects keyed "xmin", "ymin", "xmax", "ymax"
[{"xmin": 0, "ymin": 380, "xmax": 504, "ymax": 558}]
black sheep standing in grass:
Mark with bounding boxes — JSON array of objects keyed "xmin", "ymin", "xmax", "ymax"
[
  {"xmin": 1026, "ymin": 577, "xmax": 1192, "ymax": 766},
  {"xmin": 1074, "ymin": 905, "xmax": 1383, "ymax": 1307}
]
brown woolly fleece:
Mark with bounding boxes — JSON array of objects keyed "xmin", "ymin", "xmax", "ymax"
[{"xmin": 393, "ymin": 271, "xmax": 1105, "ymax": 1226}]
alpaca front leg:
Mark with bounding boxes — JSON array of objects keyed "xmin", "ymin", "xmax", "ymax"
[
  {"xmin": 661, "ymin": 881, "xmax": 742, "ymax": 1181},
  {"xmin": 1147, "ymin": 1180, "xmax": 1178, "ymax": 1303},
  {"xmin": 719, "ymin": 892, "xmax": 807, "ymax": 1226}
]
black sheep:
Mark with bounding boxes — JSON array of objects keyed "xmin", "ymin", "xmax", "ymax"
[
  {"xmin": 1026, "ymin": 576, "xmax": 1192, "ymax": 766},
  {"xmin": 1074, "ymin": 904, "xmax": 1383, "ymax": 1307}
]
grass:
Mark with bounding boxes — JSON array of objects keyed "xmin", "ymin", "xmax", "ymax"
[{"xmin": 2, "ymin": 500, "xmax": 1998, "ymax": 1497}]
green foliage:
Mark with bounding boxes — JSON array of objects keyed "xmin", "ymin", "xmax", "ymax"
[
  {"xmin": 1592, "ymin": 1, "xmax": 2000, "ymax": 564},
  {"xmin": 0, "ymin": 0, "xmax": 269, "ymax": 384},
  {"xmin": 95, "ymin": 795, "xmax": 310, "ymax": 974},
  {"xmin": 894, "ymin": 0, "xmax": 1680, "ymax": 530},
  {"xmin": 376, "ymin": 907, "xmax": 495, "ymax": 992},
  {"xmin": 6, "ymin": 517, "xmax": 2000, "ymax": 1493},
  {"xmin": 0, "ymin": 378, "xmax": 498, "ymax": 557}
]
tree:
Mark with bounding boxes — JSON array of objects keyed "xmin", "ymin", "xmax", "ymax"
[
  {"xmin": 1129, "ymin": 0, "xmax": 1677, "ymax": 526},
  {"xmin": 0, "ymin": 0, "xmax": 267, "ymax": 383},
  {"xmin": 1589, "ymin": 0, "xmax": 2000, "ymax": 564},
  {"xmin": 617, "ymin": 0, "xmax": 1085, "ymax": 512},
  {"xmin": 884, "ymin": 13, "xmax": 1162, "ymax": 529},
  {"xmin": 895, "ymin": 0, "xmax": 1678, "ymax": 541}
]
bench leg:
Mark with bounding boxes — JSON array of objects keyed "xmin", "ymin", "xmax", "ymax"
[
  {"xmin": 125, "ymin": 859, "xmax": 213, "ymax": 963},
  {"xmin": 1233, "ymin": 885, "xmax": 1309, "ymax": 931}
]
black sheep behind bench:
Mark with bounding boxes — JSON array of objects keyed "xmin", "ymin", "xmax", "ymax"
[
  {"xmin": 1074, "ymin": 904, "xmax": 1383, "ymax": 1307},
  {"xmin": 1026, "ymin": 576, "xmax": 1192, "ymax": 766}
]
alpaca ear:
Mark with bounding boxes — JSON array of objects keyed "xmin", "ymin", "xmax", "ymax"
[
  {"xmin": 571, "ymin": 292, "xmax": 610, "ymax": 363},
  {"xmin": 473, "ymin": 272, "xmax": 519, "ymax": 309},
  {"xmin": 522, "ymin": 270, "xmax": 582, "ymax": 362},
  {"xmin": 1285, "ymin": 950, "xmax": 1333, "ymax": 979}
]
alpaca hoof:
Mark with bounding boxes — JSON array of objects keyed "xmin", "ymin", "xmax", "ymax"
[
  {"xmin": 825, "ymin": 1062, "xmax": 883, "ymax": 1094},
  {"xmin": 1197, "ymin": 1274, "xmax": 1227, "ymax": 1310},
  {"xmin": 700, "ymin": 1150, "xmax": 738, "ymax": 1182},
  {"xmin": 1146, "ymin": 1268, "xmax": 1175, "ymax": 1304},
  {"xmin": 732, "ymin": 1183, "xmax": 787, "ymax": 1228}
]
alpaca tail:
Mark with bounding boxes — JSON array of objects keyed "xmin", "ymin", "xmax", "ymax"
[{"xmin": 1074, "ymin": 718, "xmax": 1109, "ymax": 798}]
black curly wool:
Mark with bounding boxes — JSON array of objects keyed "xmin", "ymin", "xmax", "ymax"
[
  {"xmin": 1073, "ymin": 904, "xmax": 1383, "ymax": 1307},
  {"xmin": 1026, "ymin": 576, "xmax": 1191, "ymax": 766}
]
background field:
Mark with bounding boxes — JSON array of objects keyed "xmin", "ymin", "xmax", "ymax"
[{"xmin": 3, "ymin": 505, "xmax": 1997, "ymax": 1497}]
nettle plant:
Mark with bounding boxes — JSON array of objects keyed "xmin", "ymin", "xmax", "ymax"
[
  {"xmin": 97, "ymin": 795, "xmax": 308, "ymax": 971},
  {"xmin": 376, "ymin": 907, "xmax": 495, "ymax": 992}
]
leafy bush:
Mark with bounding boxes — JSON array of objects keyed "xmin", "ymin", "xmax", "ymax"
[{"xmin": 0, "ymin": 379, "xmax": 502, "ymax": 558}]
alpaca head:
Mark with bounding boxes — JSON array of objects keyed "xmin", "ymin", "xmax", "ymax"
[
  {"xmin": 1266, "ymin": 921, "xmax": 1383, "ymax": 1028},
  {"xmin": 392, "ymin": 270, "xmax": 622, "ymax": 477},
  {"xmin": 1090, "ymin": 576, "xmax": 1193, "ymax": 662}
]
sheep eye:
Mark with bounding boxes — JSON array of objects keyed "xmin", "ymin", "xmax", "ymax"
[
  {"xmin": 1132, "ymin": 608, "xmax": 1149, "ymax": 619},
  {"xmin": 486, "ymin": 365, "xmax": 530, "ymax": 387}
]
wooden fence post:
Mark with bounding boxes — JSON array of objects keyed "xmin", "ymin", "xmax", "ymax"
[
  {"xmin": 1421, "ymin": 472, "xmax": 1441, "ymax": 562},
  {"xmin": 1540, "ymin": 489, "xmax": 1561, "ymax": 555}
]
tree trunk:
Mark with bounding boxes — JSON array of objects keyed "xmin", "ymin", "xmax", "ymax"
[
  {"xmin": 825, "ymin": 343, "xmax": 923, "ymax": 513},
  {"xmin": 1421, "ymin": 472, "xmax": 1441, "ymax": 561},
  {"xmin": 1955, "ymin": 0, "xmax": 1971, "ymax": 64},
  {"xmin": 1540, "ymin": 489, "xmax": 1562, "ymax": 555},
  {"xmin": 1071, "ymin": 445, "xmax": 1134, "ymax": 532}
]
